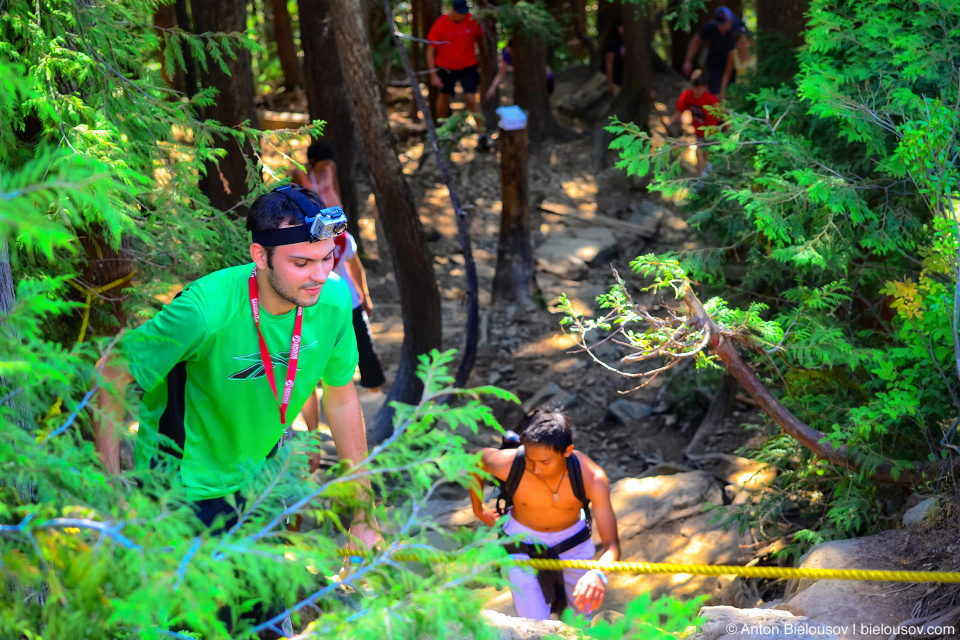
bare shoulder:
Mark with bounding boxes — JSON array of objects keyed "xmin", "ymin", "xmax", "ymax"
[
  {"xmin": 572, "ymin": 450, "xmax": 611, "ymax": 499},
  {"xmin": 480, "ymin": 447, "xmax": 516, "ymax": 481}
]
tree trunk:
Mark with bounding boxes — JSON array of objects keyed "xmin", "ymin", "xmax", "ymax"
[
  {"xmin": 300, "ymin": 0, "xmax": 363, "ymax": 245},
  {"xmin": 77, "ymin": 231, "xmax": 134, "ymax": 335},
  {"xmin": 756, "ymin": 0, "xmax": 809, "ymax": 48},
  {"xmin": 512, "ymin": 29, "xmax": 572, "ymax": 152},
  {"xmin": 476, "ymin": 0, "xmax": 500, "ymax": 135},
  {"xmin": 423, "ymin": 0, "xmax": 442, "ymax": 117},
  {"xmin": 273, "ymin": 0, "xmax": 305, "ymax": 89},
  {"xmin": 154, "ymin": 4, "xmax": 184, "ymax": 91},
  {"xmin": 574, "ymin": 0, "xmax": 600, "ymax": 72},
  {"xmin": 408, "ymin": 0, "xmax": 423, "ymax": 121},
  {"xmin": 0, "ymin": 238, "xmax": 29, "ymax": 429},
  {"xmin": 327, "ymin": 0, "xmax": 443, "ymax": 443},
  {"xmin": 594, "ymin": 1, "xmax": 652, "ymax": 166},
  {"xmin": 174, "ymin": 0, "xmax": 198, "ymax": 97},
  {"xmin": 192, "ymin": 0, "xmax": 258, "ymax": 216},
  {"xmin": 366, "ymin": 0, "xmax": 391, "ymax": 105},
  {"xmin": 492, "ymin": 126, "xmax": 539, "ymax": 306}
]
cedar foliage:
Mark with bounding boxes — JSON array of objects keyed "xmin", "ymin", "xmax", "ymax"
[
  {"xmin": 590, "ymin": 0, "xmax": 960, "ymax": 556},
  {"xmin": 1, "ymin": 1, "xmax": 702, "ymax": 637}
]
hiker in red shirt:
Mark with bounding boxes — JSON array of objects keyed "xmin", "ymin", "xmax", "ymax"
[
  {"xmin": 664, "ymin": 69, "xmax": 721, "ymax": 177},
  {"xmin": 427, "ymin": 0, "xmax": 487, "ymax": 146}
]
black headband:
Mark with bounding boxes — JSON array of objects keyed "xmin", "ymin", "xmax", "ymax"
[{"xmin": 250, "ymin": 185, "xmax": 322, "ymax": 247}]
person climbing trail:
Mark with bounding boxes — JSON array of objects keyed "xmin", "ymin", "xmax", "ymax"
[
  {"xmin": 301, "ymin": 229, "xmax": 386, "ymax": 471},
  {"xmin": 720, "ymin": 28, "xmax": 756, "ymax": 101},
  {"xmin": 602, "ymin": 20, "xmax": 626, "ymax": 96},
  {"xmin": 93, "ymin": 185, "xmax": 380, "ymax": 634},
  {"xmin": 290, "ymin": 140, "xmax": 343, "ymax": 209},
  {"xmin": 470, "ymin": 409, "xmax": 621, "ymax": 620},
  {"xmin": 426, "ymin": 0, "xmax": 487, "ymax": 146},
  {"xmin": 664, "ymin": 69, "xmax": 720, "ymax": 177},
  {"xmin": 682, "ymin": 6, "xmax": 744, "ymax": 95}
]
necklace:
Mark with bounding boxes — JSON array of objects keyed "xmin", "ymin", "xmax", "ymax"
[{"xmin": 541, "ymin": 471, "xmax": 567, "ymax": 502}]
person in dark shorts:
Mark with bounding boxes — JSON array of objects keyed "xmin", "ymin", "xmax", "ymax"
[
  {"xmin": 427, "ymin": 0, "xmax": 486, "ymax": 140},
  {"xmin": 602, "ymin": 20, "xmax": 625, "ymax": 96},
  {"xmin": 682, "ymin": 6, "xmax": 743, "ymax": 95}
]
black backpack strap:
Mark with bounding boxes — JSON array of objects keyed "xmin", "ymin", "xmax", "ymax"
[
  {"xmin": 567, "ymin": 453, "xmax": 592, "ymax": 530},
  {"xmin": 496, "ymin": 445, "xmax": 526, "ymax": 516}
]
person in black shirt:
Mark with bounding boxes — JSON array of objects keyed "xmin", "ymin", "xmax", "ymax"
[
  {"xmin": 682, "ymin": 6, "xmax": 743, "ymax": 95},
  {"xmin": 602, "ymin": 20, "xmax": 625, "ymax": 96}
]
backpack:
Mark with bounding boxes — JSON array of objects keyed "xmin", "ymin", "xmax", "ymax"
[{"xmin": 495, "ymin": 445, "xmax": 593, "ymax": 530}]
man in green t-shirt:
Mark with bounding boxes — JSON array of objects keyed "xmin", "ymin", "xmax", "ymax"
[{"xmin": 95, "ymin": 185, "xmax": 377, "ymax": 547}]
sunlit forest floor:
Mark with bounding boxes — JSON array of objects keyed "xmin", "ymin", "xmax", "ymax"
[{"xmin": 248, "ymin": 67, "xmax": 960, "ymax": 628}]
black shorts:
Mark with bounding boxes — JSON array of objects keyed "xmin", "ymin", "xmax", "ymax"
[{"xmin": 437, "ymin": 65, "xmax": 480, "ymax": 96}]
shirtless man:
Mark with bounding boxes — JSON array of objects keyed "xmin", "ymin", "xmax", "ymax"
[{"xmin": 470, "ymin": 409, "xmax": 620, "ymax": 620}]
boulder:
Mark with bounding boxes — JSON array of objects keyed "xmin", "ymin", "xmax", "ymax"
[
  {"xmin": 480, "ymin": 610, "xmax": 577, "ymax": 640},
  {"xmin": 520, "ymin": 382, "xmax": 578, "ymax": 414},
  {"xmin": 625, "ymin": 200, "xmax": 669, "ymax": 239},
  {"xmin": 535, "ymin": 227, "xmax": 618, "ymax": 280},
  {"xmin": 775, "ymin": 533, "xmax": 919, "ymax": 640},
  {"xmin": 555, "ymin": 72, "xmax": 610, "ymax": 116},
  {"xmin": 602, "ymin": 471, "xmax": 752, "ymax": 611},
  {"xmin": 605, "ymin": 399, "xmax": 654, "ymax": 425},
  {"xmin": 688, "ymin": 606, "xmax": 840, "ymax": 640},
  {"xmin": 902, "ymin": 496, "xmax": 937, "ymax": 528},
  {"xmin": 610, "ymin": 471, "xmax": 723, "ymax": 533}
]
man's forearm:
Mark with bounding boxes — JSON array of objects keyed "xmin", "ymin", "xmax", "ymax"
[
  {"xmin": 684, "ymin": 35, "xmax": 701, "ymax": 65},
  {"xmin": 598, "ymin": 543, "xmax": 620, "ymax": 564},
  {"xmin": 322, "ymin": 384, "xmax": 368, "ymax": 467},
  {"xmin": 426, "ymin": 47, "xmax": 436, "ymax": 71},
  {"xmin": 95, "ymin": 362, "xmax": 131, "ymax": 474}
]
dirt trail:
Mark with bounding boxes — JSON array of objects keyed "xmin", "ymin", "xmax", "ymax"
[{"xmin": 266, "ymin": 68, "xmax": 774, "ymax": 617}]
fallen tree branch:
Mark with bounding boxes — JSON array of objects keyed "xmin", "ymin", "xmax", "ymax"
[{"xmin": 681, "ymin": 284, "xmax": 955, "ymax": 486}]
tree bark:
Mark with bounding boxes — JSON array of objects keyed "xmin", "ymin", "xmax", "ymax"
[
  {"xmin": 154, "ymin": 4, "xmax": 183, "ymax": 91},
  {"xmin": 422, "ymin": 0, "xmax": 442, "ymax": 117},
  {"xmin": 366, "ymin": 0, "xmax": 391, "ymax": 105},
  {"xmin": 191, "ymin": 0, "xmax": 258, "ymax": 216},
  {"xmin": 492, "ymin": 126, "xmax": 539, "ymax": 306},
  {"xmin": 174, "ymin": 0, "xmax": 198, "ymax": 97},
  {"xmin": 300, "ymin": 0, "xmax": 363, "ymax": 245},
  {"xmin": 0, "ymin": 238, "xmax": 29, "ymax": 429},
  {"xmin": 512, "ymin": 29, "xmax": 573, "ymax": 152},
  {"xmin": 272, "ymin": 0, "xmax": 305, "ymax": 89},
  {"xmin": 573, "ymin": 0, "xmax": 600, "ymax": 72},
  {"xmin": 408, "ymin": 0, "xmax": 423, "ymax": 121},
  {"xmin": 756, "ymin": 0, "xmax": 809, "ymax": 48},
  {"xmin": 476, "ymin": 0, "xmax": 500, "ymax": 135},
  {"xmin": 594, "ymin": 1, "xmax": 652, "ymax": 166},
  {"xmin": 328, "ymin": 0, "xmax": 443, "ymax": 443}
]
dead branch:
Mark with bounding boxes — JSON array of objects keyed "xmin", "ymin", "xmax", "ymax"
[{"xmin": 681, "ymin": 283, "xmax": 956, "ymax": 486}]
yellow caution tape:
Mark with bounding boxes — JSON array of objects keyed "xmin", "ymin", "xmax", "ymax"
[
  {"xmin": 42, "ymin": 271, "xmax": 136, "ymax": 423},
  {"xmin": 336, "ymin": 549, "xmax": 960, "ymax": 583}
]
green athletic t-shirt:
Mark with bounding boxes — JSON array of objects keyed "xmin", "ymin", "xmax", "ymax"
[{"xmin": 126, "ymin": 263, "xmax": 359, "ymax": 501}]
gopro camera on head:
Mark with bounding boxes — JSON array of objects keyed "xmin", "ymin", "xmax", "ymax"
[
  {"xmin": 306, "ymin": 206, "xmax": 348, "ymax": 242},
  {"xmin": 251, "ymin": 184, "xmax": 349, "ymax": 247}
]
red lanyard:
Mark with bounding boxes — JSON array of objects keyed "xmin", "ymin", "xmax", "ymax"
[{"xmin": 248, "ymin": 267, "xmax": 303, "ymax": 425}]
